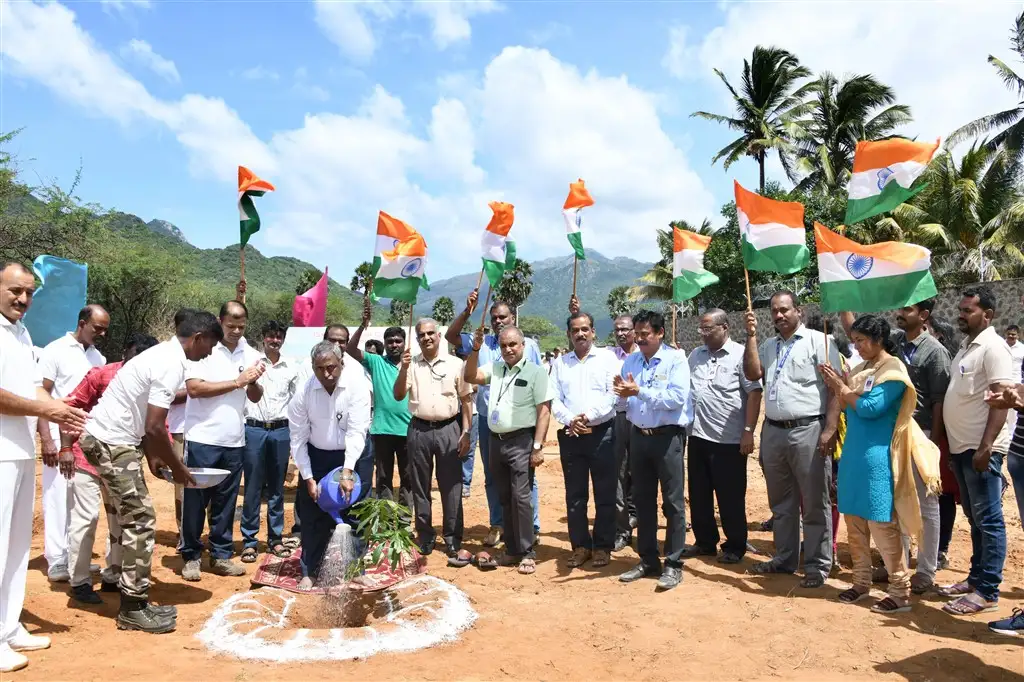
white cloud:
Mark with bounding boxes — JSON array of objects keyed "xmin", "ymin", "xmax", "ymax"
[
  {"xmin": 241, "ymin": 66, "xmax": 279, "ymax": 81},
  {"xmin": 100, "ymin": 0, "xmax": 150, "ymax": 12},
  {"xmin": 313, "ymin": 0, "xmax": 498, "ymax": 61},
  {"xmin": 527, "ymin": 21, "xmax": 571, "ymax": 46},
  {"xmin": 121, "ymin": 38, "xmax": 180, "ymax": 83},
  {"xmin": 672, "ymin": 1, "xmax": 1021, "ymax": 152},
  {"xmin": 662, "ymin": 25, "xmax": 696, "ymax": 80},
  {"xmin": 3, "ymin": 0, "xmax": 712, "ymax": 278}
]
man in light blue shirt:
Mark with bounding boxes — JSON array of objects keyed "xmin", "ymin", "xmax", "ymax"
[
  {"xmin": 613, "ymin": 309, "xmax": 691, "ymax": 591},
  {"xmin": 445, "ymin": 290, "xmax": 542, "ymax": 548}
]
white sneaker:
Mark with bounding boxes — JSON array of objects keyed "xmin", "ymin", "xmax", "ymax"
[
  {"xmin": 47, "ymin": 563, "xmax": 70, "ymax": 582},
  {"xmin": 0, "ymin": 643, "xmax": 28, "ymax": 672},
  {"xmin": 10, "ymin": 625, "xmax": 50, "ymax": 652}
]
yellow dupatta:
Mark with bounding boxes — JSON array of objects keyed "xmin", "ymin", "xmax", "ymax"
[{"xmin": 847, "ymin": 354, "xmax": 941, "ymax": 538}]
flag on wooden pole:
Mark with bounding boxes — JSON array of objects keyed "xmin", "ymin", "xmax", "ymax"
[
  {"xmin": 735, "ymin": 181, "xmax": 809, "ymax": 274},
  {"xmin": 371, "ymin": 211, "xmax": 429, "ymax": 304},
  {"xmin": 562, "ymin": 179, "xmax": 594, "ymax": 260},
  {"xmin": 672, "ymin": 227, "xmax": 719, "ymax": 301},
  {"xmin": 238, "ymin": 166, "xmax": 275, "ymax": 247},
  {"xmin": 845, "ymin": 138, "xmax": 940, "ymax": 225},
  {"xmin": 481, "ymin": 201, "xmax": 517, "ymax": 287}
]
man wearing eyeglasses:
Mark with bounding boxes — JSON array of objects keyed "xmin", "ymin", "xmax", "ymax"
[
  {"xmin": 685, "ymin": 309, "xmax": 762, "ymax": 565},
  {"xmin": 394, "ymin": 318, "xmax": 473, "ymax": 566}
]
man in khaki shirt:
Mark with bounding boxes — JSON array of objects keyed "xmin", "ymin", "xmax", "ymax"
[{"xmin": 395, "ymin": 318, "xmax": 473, "ymax": 567}]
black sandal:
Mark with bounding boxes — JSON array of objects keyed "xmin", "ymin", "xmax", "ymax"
[
  {"xmin": 838, "ymin": 587, "xmax": 869, "ymax": 604},
  {"xmin": 270, "ymin": 543, "xmax": 292, "ymax": 559},
  {"xmin": 871, "ymin": 596, "xmax": 911, "ymax": 613},
  {"xmin": 240, "ymin": 547, "xmax": 258, "ymax": 563},
  {"xmin": 800, "ymin": 573, "xmax": 826, "ymax": 589},
  {"xmin": 749, "ymin": 560, "xmax": 792, "ymax": 575}
]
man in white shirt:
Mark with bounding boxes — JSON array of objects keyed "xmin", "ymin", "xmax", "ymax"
[
  {"xmin": 0, "ymin": 263, "xmax": 89, "ymax": 673},
  {"xmin": 240, "ymin": 320, "xmax": 298, "ymax": 563},
  {"xmin": 79, "ymin": 308, "xmax": 219, "ymax": 634},
  {"xmin": 180, "ymin": 301, "xmax": 265, "ymax": 582},
  {"xmin": 550, "ymin": 309, "xmax": 617, "ymax": 569},
  {"xmin": 36, "ymin": 304, "xmax": 109, "ymax": 581},
  {"xmin": 1006, "ymin": 325, "xmax": 1024, "ymax": 434},
  {"xmin": 288, "ymin": 341, "xmax": 372, "ymax": 589}
]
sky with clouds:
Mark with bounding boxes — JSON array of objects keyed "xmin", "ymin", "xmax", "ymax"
[{"xmin": 2, "ymin": 0, "xmax": 1020, "ymax": 284}]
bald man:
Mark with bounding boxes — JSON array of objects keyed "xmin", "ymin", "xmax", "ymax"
[{"xmin": 36, "ymin": 304, "xmax": 110, "ymax": 581}]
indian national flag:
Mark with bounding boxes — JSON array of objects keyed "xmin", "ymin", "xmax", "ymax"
[
  {"xmin": 845, "ymin": 138, "xmax": 940, "ymax": 225},
  {"xmin": 371, "ymin": 211, "xmax": 430, "ymax": 304},
  {"xmin": 481, "ymin": 201, "xmax": 517, "ymax": 287},
  {"xmin": 672, "ymin": 227, "xmax": 719, "ymax": 302},
  {"xmin": 814, "ymin": 222, "xmax": 937, "ymax": 313},
  {"xmin": 562, "ymin": 179, "xmax": 594, "ymax": 260},
  {"xmin": 238, "ymin": 166, "xmax": 275, "ymax": 247},
  {"xmin": 735, "ymin": 181, "xmax": 809, "ymax": 274}
]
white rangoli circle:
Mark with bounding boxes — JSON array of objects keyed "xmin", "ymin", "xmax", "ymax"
[{"xmin": 196, "ymin": 575, "xmax": 476, "ymax": 662}]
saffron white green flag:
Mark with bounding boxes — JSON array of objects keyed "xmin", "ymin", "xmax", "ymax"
[
  {"xmin": 672, "ymin": 227, "xmax": 719, "ymax": 301},
  {"xmin": 562, "ymin": 179, "xmax": 594, "ymax": 260},
  {"xmin": 238, "ymin": 166, "xmax": 275, "ymax": 247},
  {"xmin": 481, "ymin": 201, "xmax": 517, "ymax": 287},
  {"xmin": 846, "ymin": 138, "xmax": 940, "ymax": 225},
  {"xmin": 735, "ymin": 181, "xmax": 809, "ymax": 274},
  {"xmin": 371, "ymin": 211, "xmax": 429, "ymax": 304},
  {"xmin": 814, "ymin": 222, "xmax": 937, "ymax": 313}
]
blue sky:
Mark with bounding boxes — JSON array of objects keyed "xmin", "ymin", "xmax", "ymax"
[{"xmin": 3, "ymin": 0, "xmax": 1019, "ymax": 286}]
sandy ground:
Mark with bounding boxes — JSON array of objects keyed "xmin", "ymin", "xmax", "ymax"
[{"xmin": 15, "ymin": 421, "xmax": 1024, "ymax": 681}]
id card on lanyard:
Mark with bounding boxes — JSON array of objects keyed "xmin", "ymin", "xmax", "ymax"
[
  {"xmin": 768, "ymin": 338, "xmax": 797, "ymax": 402},
  {"xmin": 490, "ymin": 365, "xmax": 521, "ymax": 427}
]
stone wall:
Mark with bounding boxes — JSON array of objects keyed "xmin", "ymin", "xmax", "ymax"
[{"xmin": 671, "ymin": 278, "xmax": 1024, "ymax": 351}]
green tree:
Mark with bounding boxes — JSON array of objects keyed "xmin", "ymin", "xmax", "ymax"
[
  {"xmin": 295, "ymin": 267, "xmax": 323, "ymax": 295},
  {"xmin": 518, "ymin": 315, "xmax": 560, "ymax": 338},
  {"xmin": 351, "ymin": 261, "xmax": 374, "ymax": 295},
  {"xmin": 431, "ymin": 296, "xmax": 455, "ymax": 325},
  {"xmin": 495, "ymin": 258, "xmax": 534, "ymax": 321},
  {"xmin": 388, "ymin": 299, "xmax": 412, "ymax": 326},
  {"xmin": 606, "ymin": 285, "xmax": 632, "ymax": 319},
  {"xmin": 691, "ymin": 46, "xmax": 812, "ymax": 190},
  {"xmin": 948, "ymin": 11, "xmax": 1024, "ymax": 155},
  {"xmin": 793, "ymin": 73, "xmax": 912, "ymax": 192},
  {"xmin": 880, "ymin": 143, "xmax": 1024, "ymax": 284}
]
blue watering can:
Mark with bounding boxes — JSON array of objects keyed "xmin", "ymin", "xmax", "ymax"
[{"xmin": 316, "ymin": 467, "xmax": 363, "ymax": 523}]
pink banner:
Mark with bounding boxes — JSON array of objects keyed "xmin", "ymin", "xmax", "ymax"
[{"xmin": 292, "ymin": 267, "xmax": 328, "ymax": 327}]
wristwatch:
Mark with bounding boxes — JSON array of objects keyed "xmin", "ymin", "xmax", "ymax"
[
  {"xmin": 533, "ymin": 441, "xmax": 543, "ymax": 451},
  {"xmin": 340, "ymin": 471, "xmax": 355, "ymax": 482}
]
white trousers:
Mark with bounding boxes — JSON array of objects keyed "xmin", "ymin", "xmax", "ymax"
[
  {"xmin": 41, "ymin": 462, "xmax": 70, "ymax": 568},
  {"xmin": 67, "ymin": 470, "xmax": 122, "ymax": 588},
  {"xmin": 0, "ymin": 460, "xmax": 35, "ymax": 645}
]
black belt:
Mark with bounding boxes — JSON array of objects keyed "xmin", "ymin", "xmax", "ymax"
[
  {"xmin": 766, "ymin": 415, "xmax": 824, "ymax": 430},
  {"xmin": 411, "ymin": 415, "xmax": 459, "ymax": 429},
  {"xmin": 492, "ymin": 426, "xmax": 533, "ymax": 441},
  {"xmin": 631, "ymin": 424, "xmax": 682, "ymax": 437},
  {"xmin": 246, "ymin": 418, "xmax": 288, "ymax": 430}
]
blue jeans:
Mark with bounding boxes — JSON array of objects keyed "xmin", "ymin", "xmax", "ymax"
[
  {"xmin": 949, "ymin": 449, "xmax": 1007, "ymax": 601},
  {"xmin": 181, "ymin": 442, "xmax": 244, "ymax": 561},
  {"xmin": 241, "ymin": 424, "xmax": 290, "ymax": 549},
  {"xmin": 1007, "ymin": 453, "xmax": 1024, "ymax": 532},
  {"xmin": 462, "ymin": 413, "xmax": 479, "ymax": 487},
  {"xmin": 479, "ymin": 416, "xmax": 540, "ymax": 531}
]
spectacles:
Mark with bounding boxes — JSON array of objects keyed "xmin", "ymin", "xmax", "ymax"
[{"xmin": 698, "ymin": 325, "xmax": 723, "ymax": 335}]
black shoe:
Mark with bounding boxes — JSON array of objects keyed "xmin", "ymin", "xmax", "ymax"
[
  {"xmin": 681, "ymin": 544, "xmax": 716, "ymax": 559},
  {"xmin": 619, "ymin": 563, "xmax": 660, "ymax": 583},
  {"xmin": 656, "ymin": 567, "xmax": 683, "ymax": 591},
  {"xmin": 100, "ymin": 581, "xmax": 120, "ymax": 593},
  {"xmin": 760, "ymin": 518, "xmax": 774, "ymax": 531},
  {"xmin": 937, "ymin": 552, "xmax": 949, "ymax": 571},
  {"xmin": 718, "ymin": 552, "xmax": 743, "ymax": 564},
  {"xmin": 147, "ymin": 603, "xmax": 178, "ymax": 617},
  {"xmin": 117, "ymin": 603, "xmax": 176, "ymax": 634},
  {"xmin": 417, "ymin": 538, "xmax": 435, "ymax": 556},
  {"xmin": 613, "ymin": 534, "xmax": 632, "ymax": 552},
  {"xmin": 71, "ymin": 584, "xmax": 103, "ymax": 605}
]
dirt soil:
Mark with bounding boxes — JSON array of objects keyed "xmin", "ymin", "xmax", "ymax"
[{"xmin": 16, "ymin": 421, "xmax": 1024, "ymax": 681}]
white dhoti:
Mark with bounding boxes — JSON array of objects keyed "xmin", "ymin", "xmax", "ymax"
[
  {"xmin": 41, "ymin": 461, "xmax": 71, "ymax": 569},
  {"xmin": 0, "ymin": 460, "xmax": 35, "ymax": 644}
]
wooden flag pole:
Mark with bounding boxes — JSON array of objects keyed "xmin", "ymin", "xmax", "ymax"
[
  {"xmin": 823, "ymin": 315, "xmax": 831, "ymax": 367},
  {"xmin": 475, "ymin": 267, "xmax": 485, "ymax": 292},
  {"xmin": 743, "ymin": 267, "xmax": 753, "ymax": 312},
  {"xmin": 671, "ymin": 303, "xmax": 677, "ymax": 348},
  {"xmin": 572, "ymin": 256, "xmax": 578, "ymax": 297},
  {"xmin": 478, "ymin": 284, "xmax": 493, "ymax": 330},
  {"xmin": 239, "ymin": 246, "xmax": 247, "ymax": 304},
  {"xmin": 407, "ymin": 304, "xmax": 415, "ymax": 347}
]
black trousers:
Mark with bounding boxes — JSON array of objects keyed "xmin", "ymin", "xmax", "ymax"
[
  {"xmin": 373, "ymin": 433, "xmax": 412, "ymax": 510},
  {"xmin": 489, "ymin": 428, "xmax": 536, "ymax": 559},
  {"xmin": 557, "ymin": 421, "xmax": 616, "ymax": 551},
  {"xmin": 687, "ymin": 435, "xmax": 748, "ymax": 556},
  {"xmin": 407, "ymin": 418, "xmax": 465, "ymax": 549},
  {"xmin": 630, "ymin": 426, "xmax": 687, "ymax": 570},
  {"xmin": 613, "ymin": 412, "xmax": 636, "ymax": 537}
]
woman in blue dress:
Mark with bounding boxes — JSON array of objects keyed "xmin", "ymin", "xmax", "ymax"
[{"xmin": 820, "ymin": 315, "xmax": 914, "ymax": 614}]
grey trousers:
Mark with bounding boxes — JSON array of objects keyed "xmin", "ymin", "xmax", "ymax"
[
  {"xmin": 761, "ymin": 421, "xmax": 832, "ymax": 576},
  {"xmin": 489, "ymin": 428, "xmax": 536, "ymax": 558},
  {"xmin": 613, "ymin": 412, "xmax": 636, "ymax": 537},
  {"xmin": 407, "ymin": 418, "xmax": 465, "ymax": 549}
]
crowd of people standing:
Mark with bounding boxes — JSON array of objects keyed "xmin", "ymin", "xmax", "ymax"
[{"xmin": 2, "ymin": 257, "xmax": 1024, "ymax": 673}]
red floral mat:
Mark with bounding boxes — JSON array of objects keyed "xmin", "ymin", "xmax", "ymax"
[{"xmin": 251, "ymin": 545, "xmax": 427, "ymax": 595}]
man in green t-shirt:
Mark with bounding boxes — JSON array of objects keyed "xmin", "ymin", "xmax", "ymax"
[{"xmin": 347, "ymin": 300, "xmax": 413, "ymax": 509}]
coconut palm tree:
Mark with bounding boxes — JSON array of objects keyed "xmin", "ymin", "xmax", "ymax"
[
  {"xmin": 692, "ymin": 46, "xmax": 813, "ymax": 191},
  {"xmin": 629, "ymin": 219, "xmax": 714, "ymax": 302},
  {"xmin": 947, "ymin": 11, "xmax": 1024, "ymax": 154},
  {"xmin": 877, "ymin": 142, "xmax": 1024, "ymax": 283},
  {"xmin": 793, "ymin": 72, "xmax": 912, "ymax": 192}
]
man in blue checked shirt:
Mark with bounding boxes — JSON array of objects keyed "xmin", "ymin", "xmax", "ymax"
[
  {"xmin": 445, "ymin": 289, "xmax": 543, "ymax": 548},
  {"xmin": 613, "ymin": 309, "xmax": 691, "ymax": 591}
]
